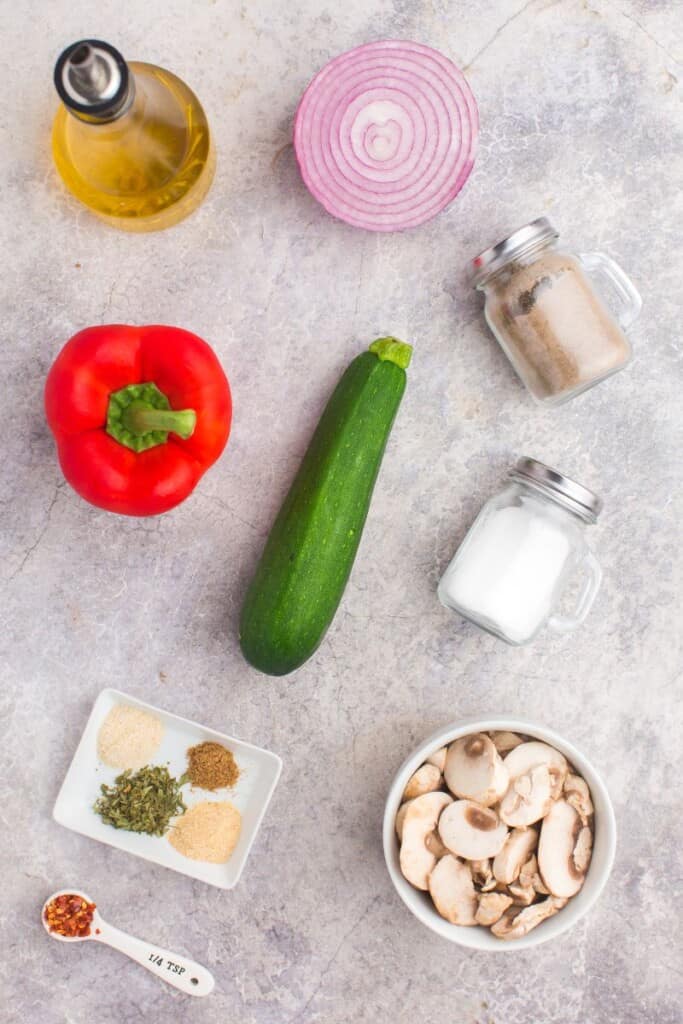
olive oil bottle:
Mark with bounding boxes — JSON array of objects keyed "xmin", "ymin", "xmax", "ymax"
[{"xmin": 52, "ymin": 40, "xmax": 215, "ymax": 231}]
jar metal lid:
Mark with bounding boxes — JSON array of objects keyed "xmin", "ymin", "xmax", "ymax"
[
  {"xmin": 510, "ymin": 457, "xmax": 602, "ymax": 522},
  {"xmin": 470, "ymin": 217, "xmax": 559, "ymax": 288}
]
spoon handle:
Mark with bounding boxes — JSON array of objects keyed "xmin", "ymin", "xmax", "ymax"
[{"xmin": 94, "ymin": 921, "xmax": 214, "ymax": 997}]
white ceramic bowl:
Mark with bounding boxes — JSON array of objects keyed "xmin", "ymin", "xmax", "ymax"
[{"xmin": 383, "ymin": 716, "xmax": 616, "ymax": 951}]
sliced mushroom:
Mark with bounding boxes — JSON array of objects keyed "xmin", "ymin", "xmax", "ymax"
[
  {"xmin": 573, "ymin": 825, "xmax": 593, "ymax": 874},
  {"xmin": 428, "ymin": 855, "xmax": 477, "ymax": 925},
  {"xmin": 493, "ymin": 880, "xmax": 514, "ymax": 895},
  {"xmin": 519, "ymin": 854, "xmax": 548, "ymax": 895},
  {"xmin": 492, "ymin": 827, "xmax": 538, "ymax": 884},
  {"xmin": 490, "ymin": 731, "xmax": 524, "ymax": 756},
  {"xmin": 444, "ymin": 733, "xmax": 509, "ymax": 807},
  {"xmin": 538, "ymin": 799, "xmax": 590, "ymax": 898},
  {"xmin": 507, "ymin": 880, "xmax": 536, "ymax": 906},
  {"xmin": 534, "ymin": 876, "xmax": 550, "ymax": 895},
  {"xmin": 564, "ymin": 774, "xmax": 594, "ymax": 825},
  {"xmin": 503, "ymin": 741, "xmax": 568, "ymax": 800},
  {"xmin": 490, "ymin": 896, "xmax": 568, "ymax": 940},
  {"xmin": 518, "ymin": 853, "xmax": 536, "ymax": 889},
  {"xmin": 438, "ymin": 800, "xmax": 509, "ymax": 861},
  {"xmin": 475, "ymin": 892, "xmax": 513, "ymax": 926},
  {"xmin": 425, "ymin": 829, "xmax": 450, "ymax": 860},
  {"xmin": 488, "ymin": 908, "xmax": 517, "ymax": 938},
  {"xmin": 399, "ymin": 791, "xmax": 453, "ymax": 890},
  {"xmin": 499, "ymin": 764, "xmax": 553, "ymax": 827},
  {"xmin": 397, "ymin": 806, "xmax": 452, "ymax": 857},
  {"xmin": 402, "ymin": 763, "xmax": 443, "ymax": 802},
  {"xmin": 470, "ymin": 858, "xmax": 494, "ymax": 890},
  {"xmin": 426, "ymin": 747, "xmax": 448, "ymax": 772},
  {"xmin": 395, "ymin": 800, "xmax": 411, "ymax": 840}
]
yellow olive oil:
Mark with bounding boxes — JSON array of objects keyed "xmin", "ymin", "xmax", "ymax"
[{"xmin": 52, "ymin": 42, "xmax": 214, "ymax": 231}]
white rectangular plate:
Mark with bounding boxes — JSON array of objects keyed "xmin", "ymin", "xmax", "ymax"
[{"xmin": 53, "ymin": 688, "xmax": 282, "ymax": 889}]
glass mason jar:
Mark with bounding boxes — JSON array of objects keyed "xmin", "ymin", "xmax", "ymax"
[
  {"xmin": 470, "ymin": 218, "xmax": 642, "ymax": 405},
  {"xmin": 438, "ymin": 458, "xmax": 603, "ymax": 645}
]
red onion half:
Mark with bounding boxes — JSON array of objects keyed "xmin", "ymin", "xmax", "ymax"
[{"xmin": 294, "ymin": 40, "xmax": 479, "ymax": 232}]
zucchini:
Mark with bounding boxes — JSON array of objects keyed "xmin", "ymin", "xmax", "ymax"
[{"xmin": 239, "ymin": 337, "xmax": 412, "ymax": 676}]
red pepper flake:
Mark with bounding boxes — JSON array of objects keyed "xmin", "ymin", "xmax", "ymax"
[{"xmin": 44, "ymin": 894, "xmax": 96, "ymax": 938}]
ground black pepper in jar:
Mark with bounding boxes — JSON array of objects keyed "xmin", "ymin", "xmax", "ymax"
[{"xmin": 470, "ymin": 218, "xmax": 642, "ymax": 405}]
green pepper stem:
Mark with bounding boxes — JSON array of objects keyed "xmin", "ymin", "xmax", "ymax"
[
  {"xmin": 106, "ymin": 382, "xmax": 197, "ymax": 453},
  {"xmin": 121, "ymin": 401, "xmax": 196, "ymax": 440}
]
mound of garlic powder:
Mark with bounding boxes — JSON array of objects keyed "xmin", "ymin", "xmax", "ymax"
[
  {"xmin": 396, "ymin": 732, "xmax": 594, "ymax": 940},
  {"xmin": 97, "ymin": 704, "xmax": 164, "ymax": 770},
  {"xmin": 168, "ymin": 801, "xmax": 242, "ymax": 863}
]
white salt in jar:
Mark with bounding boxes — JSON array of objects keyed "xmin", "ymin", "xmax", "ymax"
[{"xmin": 438, "ymin": 458, "xmax": 602, "ymax": 645}]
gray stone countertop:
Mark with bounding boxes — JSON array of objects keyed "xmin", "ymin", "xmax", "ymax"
[{"xmin": 1, "ymin": 1, "xmax": 681, "ymax": 1022}]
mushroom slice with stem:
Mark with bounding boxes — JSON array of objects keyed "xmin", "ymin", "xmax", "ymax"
[
  {"xmin": 428, "ymin": 855, "xmax": 477, "ymax": 925},
  {"xmin": 425, "ymin": 830, "xmax": 450, "ymax": 860},
  {"xmin": 518, "ymin": 854, "xmax": 537, "ymax": 889},
  {"xmin": 490, "ymin": 731, "xmax": 524, "ymax": 756},
  {"xmin": 489, "ymin": 907, "xmax": 519, "ymax": 938},
  {"xmin": 492, "ymin": 827, "xmax": 538, "ymax": 884},
  {"xmin": 507, "ymin": 880, "xmax": 536, "ymax": 906},
  {"xmin": 438, "ymin": 801, "xmax": 509, "ymax": 861},
  {"xmin": 573, "ymin": 825, "xmax": 593, "ymax": 874},
  {"xmin": 475, "ymin": 892, "xmax": 513, "ymax": 927},
  {"xmin": 490, "ymin": 896, "xmax": 568, "ymax": 940},
  {"xmin": 503, "ymin": 741, "xmax": 568, "ymax": 801},
  {"xmin": 534, "ymin": 875, "xmax": 549, "ymax": 895},
  {"xmin": 402, "ymin": 764, "xmax": 443, "ymax": 802},
  {"xmin": 499, "ymin": 765, "xmax": 553, "ymax": 827},
  {"xmin": 538, "ymin": 799, "xmax": 591, "ymax": 898},
  {"xmin": 563, "ymin": 774, "xmax": 594, "ymax": 826},
  {"xmin": 519, "ymin": 854, "xmax": 549, "ymax": 895},
  {"xmin": 470, "ymin": 858, "xmax": 494, "ymax": 890},
  {"xmin": 399, "ymin": 791, "xmax": 453, "ymax": 890},
  {"xmin": 426, "ymin": 747, "xmax": 448, "ymax": 773},
  {"xmin": 444, "ymin": 734, "xmax": 509, "ymax": 807},
  {"xmin": 493, "ymin": 881, "xmax": 513, "ymax": 894},
  {"xmin": 398, "ymin": 809, "xmax": 451, "ymax": 860}
]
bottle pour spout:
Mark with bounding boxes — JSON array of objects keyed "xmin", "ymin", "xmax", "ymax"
[
  {"xmin": 54, "ymin": 39, "xmax": 134, "ymax": 122},
  {"xmin": 68, "ymin": 44, "xmax": 111, "ymax": 100}
]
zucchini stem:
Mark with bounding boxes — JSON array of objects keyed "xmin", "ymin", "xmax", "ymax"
[{"xmin": 369, "ymin": 337, "xmax": 412, "ymax": 369}]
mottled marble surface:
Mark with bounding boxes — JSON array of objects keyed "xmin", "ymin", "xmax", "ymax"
[{"xmin": 1, "ymin": 1, "xmax": 681, "ymax": 1021}]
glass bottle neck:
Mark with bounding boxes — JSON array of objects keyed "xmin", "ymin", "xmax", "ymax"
[{"xmin": 66, "ymin": 74, "xmax": 136, "ymax": 124}]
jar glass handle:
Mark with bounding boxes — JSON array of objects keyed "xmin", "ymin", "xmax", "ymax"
[
  {"xmin": 548, "ymin": 550, "xmax": 602, "ymax": 635},
  {"xmin": 578, "ymin": 251, "xmax": 642, "ymax": 329}
]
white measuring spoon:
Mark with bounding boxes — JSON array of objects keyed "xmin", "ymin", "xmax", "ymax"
[{"xmin": 42, "ymin": 889, "xmax": 214, "ymax": 997}]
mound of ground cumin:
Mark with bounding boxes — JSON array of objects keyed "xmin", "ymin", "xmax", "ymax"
[{"xmin": 186, "ymin": 741, "xmax": 240, "ymax": 790}]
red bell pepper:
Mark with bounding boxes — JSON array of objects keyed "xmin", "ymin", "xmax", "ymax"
[{"xmin": 45, "ymin": 324, "xmax": 232, "ymax": 516}]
